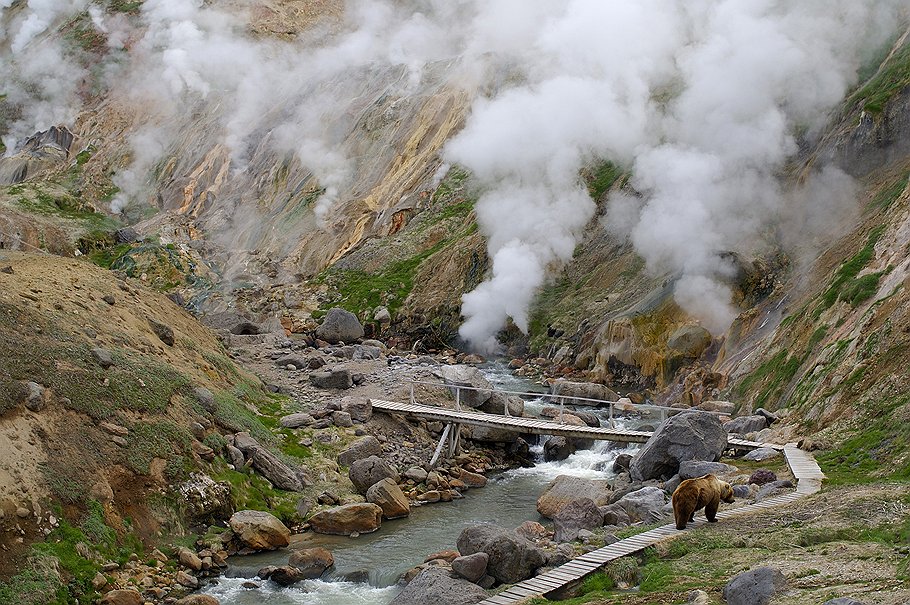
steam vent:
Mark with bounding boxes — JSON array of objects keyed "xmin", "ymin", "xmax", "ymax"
[{"xmin": 1, "ymin": 2, "xmax": 909, "ymax": 605}]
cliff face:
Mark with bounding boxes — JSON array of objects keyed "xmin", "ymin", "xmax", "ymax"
[{"xmin": 2, "ymin": 3, "xmax": 910, "ymax": 477}]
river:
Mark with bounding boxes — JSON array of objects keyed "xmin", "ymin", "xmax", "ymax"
[{"xmin": 203, "ymin": 365, "xmax": 642, "ymax": 605}]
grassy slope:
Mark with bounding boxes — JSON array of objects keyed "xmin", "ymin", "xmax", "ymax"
[{"xmin": 0, "ymin": 253, "xmax": 343, "ymax": 604}]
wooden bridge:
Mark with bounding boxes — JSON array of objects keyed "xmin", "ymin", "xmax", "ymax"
[
  {"xmin": 474, "ymin": 444, "xmax": 824, "ymax": 605},
  {"xmin": 370, "ymin": 398, "xmax": 774, "ymax": 465}
]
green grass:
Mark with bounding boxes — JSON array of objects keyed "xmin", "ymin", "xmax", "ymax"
[
  {"xmin": 817, "ymin": 225, "xmax": 885, "ymax": 314},
  {"xmin": 10, "ymin": 185, "xmax": 119, "ymax": 232},
  {"xmin": 872, "ymin": 171, "xmax": 910, "ymax": 209},
  {"xmin": 850, "ymin": 43, "xmax": 910, "ymax": 113},
  {"xmin": 735, "ymin": 349, "xmax": 802, "ymax": 408},
  {"xmin": 318, "ymin": 242, "xmax": 447, "ymax": 319},
  {"xmin": 0, "ymin": 502, "xmax": 146, "ymax": 605},
  {"xmin": 585, "ymin": 161, "xmax": 623, "ymax": 200},
  {"xmin": 212, "ymin": 465, "xmax": 300, "ymax": 524},
  {"xmin": 124, "ymin": 421, "xmax": 192, "ymax": 475}
]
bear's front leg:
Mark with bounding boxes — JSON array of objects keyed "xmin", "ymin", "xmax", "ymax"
[{"xmin": 705, "ymin": 499, "xmax": 719, "ymax": 522}]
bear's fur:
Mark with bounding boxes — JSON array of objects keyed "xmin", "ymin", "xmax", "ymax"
[{"xmin": 671, "ymin": 473, "xmax": 735, "ymax": 530}]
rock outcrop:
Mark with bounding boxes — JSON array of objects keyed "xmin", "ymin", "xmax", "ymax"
[
  {"xmin": 315, "ymin": 308, "xmax": 364, "ymax": 344},
  {"xmin": 308, "ymin": 503, "xmax": 383, "ymax": 536},
  {"xmin": 229, "ymin": 510, "xmax": 291, "ymax": 550},
  {"xmin": 537, "ymin": 475, "xmax": 613, "ymax": 518},
  {"xmin": 389, "ymin": 567, "xmax": 489, "ymax": 605},
  {"xmin": 629, "ymin": 411, "xmax": 727, "ymax": 481},
  {"xmin": 456, "ymin": 523, "xmax": 547, "ymax": 584}
]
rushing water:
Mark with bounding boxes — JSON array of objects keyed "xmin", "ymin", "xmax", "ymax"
[{"xmin": 205, "ymin": 365, "xmax": 642, "ymax": 605}]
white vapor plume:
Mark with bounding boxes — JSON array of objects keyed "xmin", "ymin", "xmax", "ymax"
[
  {"xmin": 0, "ymin": 0, "xmax": 906, "ymax": 351},
  {"xmin": 448, "ymin": 0, "xmax": 906, "ymax": 350}
]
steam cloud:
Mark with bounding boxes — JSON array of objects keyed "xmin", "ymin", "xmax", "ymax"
[{"xmin": 1, "ymin": 0, "xmax": 907, "ymax": 349}]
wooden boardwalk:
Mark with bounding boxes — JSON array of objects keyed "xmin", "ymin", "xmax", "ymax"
[
  {"xmin": 370, "ymin": 399, "xmax": 773, "ymax": 451},
  {"xmin": 475, "ymin": 444, "xmax": 824, "ymax": 605}
]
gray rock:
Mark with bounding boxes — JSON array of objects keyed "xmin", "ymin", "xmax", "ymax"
[
  {"xmin": 194, "ymin": 387, "xmax": 216, "ymax": 412},
  {"xmin": 599, "ymin": 503, "xmax": 631, "ymax": 526},
  {"xmin": 225, "ymin": 445, "xmax": 245, "ymax": 468},
  {"xmin": 355, "ymin": 345, "xmax": 382, "ymax": 360},
  {"xmin": 663, "ymin": 474, "xmax": 682, "ymax": 495},
  {"xmin": 333, "ymin": 411, "xmax": 353, "ymax": 427},
  {"xmin": 667, "ymin": 324, "xmax": 712, "ymax": 357},
  {"xmin": 743, "ymin": 447, "xmax": 781, "ymax": 462},
  {"xmin": 629, "ymin": 411, "xmax": 728, "ymax": 481},
  {"xmin": 340, "ymin": 396, "xmax": 372, "ymax": 422},
  {"xmin": 404, "ymin": 467, "xmax": 428, "ymax": 483},
  {"xmin": 614, "ymin": 486, "xmax": 668, "ymax": 522},
  {"xmin": 553, "ymin": 498, "xmax": 603, "ymax": 543},
  {"xmin": 755, "ymin": 479, "xmax": 795, "ymax": 501},
  {"xmin": 613, "ymin": 453, "xmax": 633, "ymax": 473},
  {"xmin": 310, "ymin": 369, "xmax": 353, "ymax": 390},
  {"xmin": 722, "ymin": 567, "xmax": 787, "ymax": 605},
  {"xmin": 177, "ymin": 474, "xmax": 233, "ymax": 522},
  {"xmin": 275, "ymin": 356, "xmax": 307, "ymax": 370},
  {"xmin": 308, "ymin": 356, "xmax": 327, "ymax": 370},
  {"xmin": 17, "ymin": 381, "xmax": 46, "ymax": 412},
  {"xmin": 544, "ymin": 436, "xmax": 573, "ymax": 461},
  {"xmin": 456, "ymin": 523, "xmax": 547, "ymax": 584},
  {"xmin": 148, "ymin": 318, "xmax": 174, "ymax": 346},
  {"xmin": 732, "ymin": 484, "xmax": 753, "ymax": 499},
  {"xmin": 548, "ymin": 380, "xmax": 618, "ymax": 406},
  {"xmin": 337, "ymin": 436, "xmax": 382, "ymax": 467},
  {"xmin": 678, "ymin": 460, "xmax": 739, "ymax": 480},
  {"xmin": 822, "ymin": 599, "xmax": 866, "ymax": 605},
  {"xmin": 349, "ymin": 456, "xmax": 399, "ymax": 494},
  {"xmin": 91, "ymin": 348, "xmax": 114, "ymax": 369},
  {"xmin": 465, "ymin": 424, "xmax": 518, "ymax": 443},
  {"xmin": 537, "ymin": 475, "xmax": 613, "ymax": 519},
  {"xmin": 435, "ymin": 365, "xmax": 493, "ymax": 408},
  {"xmin": 389, "ymin": 568, "xmax": 488, "ymax": 605},
  {"xmin": 724, "ymin": 415, "xmax": 768, "ymax": 435},
  {"xmin": 233, "ymin": 432, "xmax": 309, "ymax": 491},
  {"xmin": 478, "ymin": 391, "xmax": 524, "ymax": 416},
  {"xmin": 754, "ymin": 408, "xmax": 779, "ymax": 424},
  {"xmin": 315, "ymin": 308, "xmax": 364, "ymax": 344},
  {"xmin": 451, "ymin": 552, "xmax": 489, "ymax": 583},
  {"xmin": 279, "ymin": 413, "xmax": 315, "ymax": 429}
]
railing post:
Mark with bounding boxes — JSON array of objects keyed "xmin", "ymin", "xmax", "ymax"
[
  {"xmin": 504, "ymin": 395, "xmax": 510, "ymax": 417},
  {"xmin": 559, "ymin": 395, "xmax": 565, "ymax": 424},
  {"xmin": 609, "ymin": 402, "xmax": 614, "ymax": 429},
  {"xmin": 410, "ymin": 383, "xmax": 415, "ymax": 405},
  {"xmin": 455, "ymin": 387, "xmax": 461, "ymax": 411}
]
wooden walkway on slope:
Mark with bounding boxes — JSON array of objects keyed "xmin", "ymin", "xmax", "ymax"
[
  {"xmin": 475, "ymin": 444, "xmax": 824, "ymax": 605},
  {"xmin": 370, "ymin": 399, "xmax": 772, "ymax": 451}
]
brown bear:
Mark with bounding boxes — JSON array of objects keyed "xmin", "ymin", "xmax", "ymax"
[{"xmin": 671, "ymin": 473, "xmax": 735, "ymax": 530}]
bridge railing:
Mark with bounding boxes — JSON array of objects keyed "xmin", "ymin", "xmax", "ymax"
[{"xmin": 405, "ymin": 379, "xmax": 723, "ymax": 428}]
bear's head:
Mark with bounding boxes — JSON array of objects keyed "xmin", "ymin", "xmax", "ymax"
[{"xmin": 720, "ymin": 481, "xmax": 735, "ymax": 504}]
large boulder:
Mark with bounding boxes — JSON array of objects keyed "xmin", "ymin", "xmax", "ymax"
[
  {"xmin": 667, "ymin": 324, "xmax": 712, "ymax": 357},
  {"xmin": 724, "ymin": 415, "xmax": 769, "ymax": 435},
  {"xmin": 310, "ymin": 369, "xmax": 353, "ymax": 390},
  {"xmin": 337, "ymin": 436, "xmax": 383, "ymax": 467},
  {"xmin": 308, "ymin": 503, "xmax": 383, "ymax": 536},
  {"xmin": 548, "ymin": 380, "xmax": 618, "ymax": 406},
  {"xmin": 543, "ymin": 414, "xmax": 593, "ymax": 461},
  {"xmin": 464, "ymin": 424, "xmax": 518, "ymax": 443},
  {"xmin": 478, "ymin": 391, "xmax": 524, "ymax": 416},
  {"xmin": 613, "ymin": 486, "xmax": 669, "ymax": 523},
  {"xmin": 722, "ymin": 567, "xmax": 787, "ymax": 605},
  {"xmin": 99, "ymin": 589, "xmax": 143, "ymax": 605},
  {"xmin": 288, "ymin": 547, "xmax": 334, "ymax": 579},
  {"xmin": 435, "ymin": 365, "xmax": 493, "ymax": 408},
  {"xmin": 233, "ymin": 432, "xmax": 309, "ymax": 491},
  {"xmin": 177, "ymin": 473, "xmax": 234, "ymax": 523},
  {"xmin": 366, "ymin": 477, "xmax": 410, "ymax": 519},
  {"xmin": 175, "ymin": 596, "xmax": 221, "ymax": 605},
  {"xmin": 340, "ymin": 396, "xmax": 372, "ymax": 422},
  {"xmin": 229, "ymin": 510, "xmax": 291, "ymax": 550},
  {"xmin": 389, "ymin": 567, "xmax": 489, "ymax": 605},
  {"xmin": 451, "ymin": 552, "xmax": 489, "ymax": 583},
  {"xmin": 678, "ymin": 460, "xmax": 739, "ymax": 481},
  {"xmin": 456, "ymin": 523, "xmax": 547, "ymax": 584},
  {"xmin": 279, "ymin": 413, "xmax": 315, "ymax": 428},
  {"xmin": 553, "ymin": 498, "xmax": 604, "ymax": 543},
  {"xmin": 537, "ymin": 475, "xmax": 613, "ymax": 518},
  {"xmin": 629, "ymin": 411, "xmax": 727, "ymax": 481},
  {"xmin": 349, "ymin": 456, "xmax": 399, "ymax": 494},
  {"xmin": 315, "ymin": 308, "xmax": 364, "ymax": 344}
]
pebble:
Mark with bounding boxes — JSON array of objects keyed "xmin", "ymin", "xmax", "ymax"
[{"xmin": 15, "ymin": 507, "xmax": 29, "ymax": 518}]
